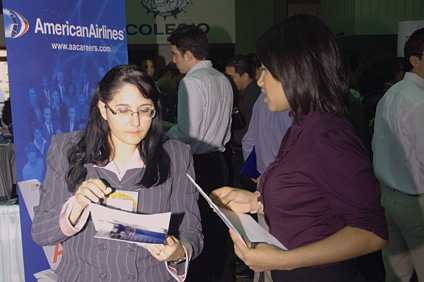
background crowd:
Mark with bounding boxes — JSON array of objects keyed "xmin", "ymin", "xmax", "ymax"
[{"xmin": 2, "ymin": 14, "xmax": 422, "ymax": 282}]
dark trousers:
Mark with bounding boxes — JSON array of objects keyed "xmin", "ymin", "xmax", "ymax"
[
  {"xmin": 271, "ymin": 260, "xmax": 366, "ymax": 282},
  {"xmin": 185, "ymin": 151, "xmax": 231, "ymax": 282}
]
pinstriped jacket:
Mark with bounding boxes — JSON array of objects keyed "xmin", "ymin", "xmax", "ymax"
[{"xmin": 31, "ymin": 131, "xmax": 203, "ymax": 281}]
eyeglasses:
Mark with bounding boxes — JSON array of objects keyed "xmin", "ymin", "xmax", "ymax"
[{"xmin": 104, "ymin": 103, "xmax": 156, "ymax": 120}]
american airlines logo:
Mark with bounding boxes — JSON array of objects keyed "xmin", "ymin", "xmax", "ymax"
[{"xmin": 3, "ymin": 8, "xmax": 29, "ymax": 38}]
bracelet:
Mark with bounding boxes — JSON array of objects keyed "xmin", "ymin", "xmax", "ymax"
[
  {"xmin": 250, "ymin": 201, "xmax": 263, "ymax": 214},
  {"xmin": 169, "ymin": 254, "xmax": 186, "ymax": 265},
  {"xmin": 250, "ymin": 191, "xmax": 263, "ymax": 214}
]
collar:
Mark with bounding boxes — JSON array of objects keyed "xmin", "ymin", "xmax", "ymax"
[
  {"xmin": 94, "ymin": 149, "xmax": 145, "ymax": 180},
  {"xmin": 239, "ymin": 80, "xmax": 256, "ymax": 96},
  {"xmin": 34, "ymin": 138, "xmax": 47, "ymax": 146},
  {"xmin": 186, "ymin": 60, "xmax": 212, "ymax": 76},
  {"xmin": 291, "ymin": 108, "xmax": 327, "ymax": 129},
  {"xmin": 404, "ymin": 72, "xmax": 424, "ymax": 88}
]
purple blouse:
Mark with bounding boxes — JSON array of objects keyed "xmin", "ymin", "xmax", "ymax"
[{"xmin": 258, "ymin": 110, "xmax": 387, "ymax": 250}]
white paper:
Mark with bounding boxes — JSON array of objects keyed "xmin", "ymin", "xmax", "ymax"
[
  {"xmin": 89, "ymin": 203, "xmax": 170, "ymax": 232},
  {"xmin": 106, "ymin": 198, "xmax": 134, "ymax": 212},
  {"xmin": 34, "ymin": 269, "xmax": 58, "ymax": 281},
  {"xmin": 89, "ymin": 203, "xmax": 171, "ymax": 247},
  {"xmin": 105, "ymin": 190, "xmax": 139, "ymax": 212},
  {"xmin": 186, "ymin": 174, "xmax": 287, "ymax": 250}
]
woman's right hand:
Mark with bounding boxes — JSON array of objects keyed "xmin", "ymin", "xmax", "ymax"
[
  {"xmin": 69, "ymin": 178, "xmax": 112, "ymax": 224},
  {"xmin": 210, "ymin": 186, "xmax": 259, "ymax": 214}
]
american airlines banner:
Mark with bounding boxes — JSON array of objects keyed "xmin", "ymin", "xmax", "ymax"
[
  {"xmin": 126, "ymin": 0, "xmax": 236, "ymax": 44},
  {"xmin": 2, "ymin": 0, "xmax": 128, "ymax": 280}
]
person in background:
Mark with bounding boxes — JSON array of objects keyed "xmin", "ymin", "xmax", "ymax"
[
  {"xmin": 166, "ymin": 24, "xmax": 233, "ymax": 282},
  {"xmin": 41, "ymin": 106, "xmax": 62, "ymax": 148},
  {"xmin": 98, "ymin": 65, "xmax": 106, "ymax": 82},
  {"xmin": 38, "ymin": 75, "xmax": 52, "ymax": 109},
  {"xmin": 372, "ymin": 56, "xmax": 407, "ymax": 92},
  {"xmin": 155, "ymin": 62, "xmax": 184, "ymax": 124},
  {"xmin": 1, "ymin": 98, "xmax": 12, "ymax": 137},
  {"xmin": 32, "ymin": 65, "xmax": 203, "ymax": 282},
  {"xmin": 74, "ymin": 93, "xmax": 89, "ymax": 124},
  {"xmin": 141, "ymin": 57, "xmax": 156, "ymax": 80},
  {"xmin": 51, "ymin": 90, "xmax": 68, "ymax": 126},
  {"xmin": 22, "ymin": 142, "xmax": 45, "ymax": 182},
  {"xmin": 66, "ymin": 81, "xmax": 77, "ymax": 106},
  {"xmin": 27, "ymin": 86, "xmax": 43, "ymax": 125},
  {"xmin": 31, "ymin": 121, "xmax": 48, "ymax": 160},
  {"xmin": 80, "ymin": 71, "xmax": 95, "ymax": 102},
  {"xmin": 342, "ymin": 50, "xmax": 370, "ymax": 153},
  {"xmin": 212, "ymin": 14, "xmax": 387, "ymax": 282},
  {"xmin": 55, "ymin": 69, "xmax": 72, "ymax": 109},
  {"xmin": 225, "ymin": 54, "xmax": 261, "ymax": 192},
  {"xmin": 372, "ymin": 27, "xmax": 424, "ymax": 282},
  {"xmin": 62, "ymin": 105, "xmax": 80, "ymax": 133}
]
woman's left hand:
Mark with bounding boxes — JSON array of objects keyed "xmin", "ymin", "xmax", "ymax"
[
  {"xmin": 146, "ymin": 235, "xmax": 185, "ymax": 262},
  {"xmin": 229, "ymin": 229, "xmax": 284, "ymax": 273}
]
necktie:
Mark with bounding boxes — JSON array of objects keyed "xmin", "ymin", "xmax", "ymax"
[{"xmin": 45, "ymin": 90, "xmax": 50, "ymax": 103}]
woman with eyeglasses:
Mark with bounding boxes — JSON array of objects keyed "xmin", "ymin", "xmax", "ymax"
[
  {"xmin": 32, "ymin": 65, "xmax": 202, "ymax": 282},
  {"xmin": 211, "ymin": 15, "xmax": 388, "ymax": 282}
]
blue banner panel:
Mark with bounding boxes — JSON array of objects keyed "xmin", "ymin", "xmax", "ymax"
[{"xmin": 2, "ymin": 0, "xmax": 128, "ymax": 280}]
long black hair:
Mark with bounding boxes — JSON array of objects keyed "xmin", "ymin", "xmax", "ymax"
[
  {"xmin": 256, "ymin": 14, "xmax": 349, "ymax": 125},
  {"xmin": 65, "ymin": 65, "xmax": 170, "ymax": 192}
]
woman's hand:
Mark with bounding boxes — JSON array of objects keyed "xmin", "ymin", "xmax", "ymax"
[
  {"xmin": 210, "ymin": 186, "xmax": 260, "ymax": 214},
  {"xmin": 231, "ymin": 226, "xmax": 388, "ymax": 273},
  {"xmin": 69, "ymin": 178, "xmax": 112, "ymax": 224},
  {"xmin": 146, "ymin": 235, "xmax": 185, "ymax": 262},
  {"xmin": 229, "ymin": 230, "xmax": 284, "ymax": 272}
]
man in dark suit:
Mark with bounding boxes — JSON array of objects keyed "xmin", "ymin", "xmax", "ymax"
[
  {"xmin": 55, "ymin": 70, "xmax": 71, "ymax": 109},
  {"xmin": 38, "ymin": 74, "xmax": 52, "ymax": 109},
  {"xmin": 31, "ymin": 120, "xmax": 49, "ymax": 160},
  {"xmin": 80, "ymin": 71, "xmax": 95, "ymax": 102},
  {"xmin": 41, "ymin": 106, "xmax": 62, "ymax": 148},
  {"xmin": 62, "ymin": 106, "xmax": 80, "ymax": 133}
]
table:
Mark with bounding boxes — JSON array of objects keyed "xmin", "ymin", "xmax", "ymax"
[{"xmin": 0, "ymin": 204, "xmax": 25, "ymax": 282}]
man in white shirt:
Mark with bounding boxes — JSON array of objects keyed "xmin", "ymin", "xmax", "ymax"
[
  {"xmin": 165, "ymin": 24, "xmax": 233, "ymax": 282},
  {"xmin": 372, "ymin": 27, "xmax": 424, "ymax": 282}
]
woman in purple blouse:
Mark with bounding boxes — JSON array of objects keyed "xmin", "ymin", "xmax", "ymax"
[{"xmin": 212, "ymin": 14, "xmax": 387, "ymax": 282}]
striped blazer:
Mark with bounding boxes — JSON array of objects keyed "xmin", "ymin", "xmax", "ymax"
[{"xmin": 32, "ymin": 131, "xmax": 203, "ymax": 281}]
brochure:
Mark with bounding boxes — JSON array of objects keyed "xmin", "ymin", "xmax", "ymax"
[
  {"xmin": 187, "ymin": 174, "xmax": 287, "ymax": 250},
  {"xmin": 89, "ymin": 203, "xmax": 170, "ymax": 246}
]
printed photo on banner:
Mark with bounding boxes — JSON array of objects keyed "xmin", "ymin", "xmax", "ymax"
[{"xmin": 2, "ymin": 0, "xmax": 128, "ymax": 280}]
